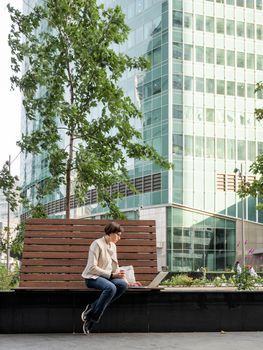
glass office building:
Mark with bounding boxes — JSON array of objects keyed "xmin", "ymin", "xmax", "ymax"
[{"xmin": 21, "ymin": 0, "xmax": 263, "ymax": 271}]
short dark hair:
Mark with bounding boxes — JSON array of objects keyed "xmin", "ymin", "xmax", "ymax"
[{"xmin": 104, "ymin": 222, "xmax": 124, "ymax": 235}]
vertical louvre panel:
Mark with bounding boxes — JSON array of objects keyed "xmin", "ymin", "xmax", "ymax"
[
  {"xmin": 227, "ymin": 174, "xmax": 236, "ymax": 192},
  {"xmin": 217, "ymin": 173, "xmax": 226, "ymax": 191}
]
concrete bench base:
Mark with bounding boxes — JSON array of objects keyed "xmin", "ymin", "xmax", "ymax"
[{"xmin": 1, "ymin": 289, "xmax": 263, "ymax": 333}]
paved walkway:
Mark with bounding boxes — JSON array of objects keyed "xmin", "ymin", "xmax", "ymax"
[{"xmin": 1, "ymin": 332, "xmax": 263, "ymax": 350}]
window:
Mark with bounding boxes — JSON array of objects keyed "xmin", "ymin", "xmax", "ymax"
[
  {"xmin": 258, "ymin": 141, "xmax": 263, "ymax": 155},
  {"xmin": 257, "ymin": 25, "xmax": 263, "ymax": 40},
  {"xmin": 227, "ymin": 50, "xmax": 235, "ymax": 66},
  {"xmin": 173, "ymin": 105, "xmax": 183, "ymax": 119},
  {"xmin": 247, "ymin": 23, "xmax": 255, "ymax": 39},
  {"xmin": 184, "ymin": 76, "xmax": 193, "ymax": 91},
  {"xmin": 238, "ymin": 140, "xmax": 246, "ymax": 160},
  {"xmin": 237, "ymin": 83, "xmax": 245, "ymax": 97},
  {"xmin": 257, "ymin": 89, "xmax": 263, "ymax": 99},
  {"xmin": 246, "ymin": 0, "xmax": 254, "ymax": 8},
  {"xmin": 196, "ymin": 15, "xmax": 204, "ymax": 31},
  {"xmin": 217, "ymin": 139, "xmax": 225, "ymax": 159},
  {"xmin": 239, "ymin": 113, "xmax": 245, "ymax": 125},
  {"xmin": 206, "ymin": 47, "xmax": 214, "ymax": 64},
  {"xmin": 206, "ymin": 108, "xmax": 215, "ymax": 122},
  {"xmin": 227, "ymin": 20, "xmax": 235, "ymax": 35},
  {"xmin": 195, "ymin": 108, "xmax": 203, "ymax": 121},
  {"xmin": 257, "ymin": 55, "xmax": 263, "ymax": 70},
  {"xmin": 184, "ymin": 44, "xmax": 192, "ymax": 61},
  {"xmin": 196, "ymin": 46, "xmax": 204, "ymax": 62},
  {"xmin": 227, "ymin": 81, "xmax": 235, "ymax": 96},
  {"xmin": 237, "ymin": 0, "xmax": 244, "ymax": 5},
  {"xmin": 247, "ymin": 53, "xmax": 255, "ymax": 69},
  {"xmin": 184, "ymin": 13, "xmax": 192, "ymax": 29},
  {"xmin": 216, "ymin": 110, "xmax": 225, "ymax": 123},
  {"xmin": 217, "ymin": 80, "xmax": 225, "ymax": 95},
  {"xmin": 185, "ymin": 106, "xmax": 193, "ymax": 120},
  {"xmin": 257, "ymin": 0, "xmax": 263, "ymax": 9},
  {"xmin": 206, "ymin": 16, "xmax": 214, "ymax": 32},
  {"xmin": 247, "ymin": 84, "xmax": 255, "ymax": 98},
  {"xmin": 144, "ymin": 82, "xmax": 152, "ymax": 98},
  {"xmin": 227, "ymin": 139, "xmax": 236, "ymax": 160},
  {"xmin": 247, "ymin": 113, "xmax": 255, "ymax": 126},
  {"xmin": 196, "ymin": 78, "xmax": 204, "ymax": 92},
  {"xmin": 237, "ymin": 22, "xmax": 245, "ymax": 37},
  {"xmin": 136, "ymin": 0, "xmax": 143, "ymax": 14},
  {"xmin": 173, "ymin": 134, "xmax": 183, "ymax": 155},
  {"xmin": 206, "ymin": 79, "xmax": 215, "ymax": 93},
  {"xmin": 237, "ymin": 52, "xmax": 245, "ymax": 68},
  {"xmin": 216, "ymin": 49, "xmax": 225, "ymax": 65},
  {"xmin": 248, "ymin": 141, "xmax": 256, "ymax": 161},
  {"xmin": 153, "ymin": 47, "xmax": 161, "ymax": 65},
  {"xmin": 173, "ymin": 74, "xmax": 183, "ymax": 90},
  {"xmin": 195, "ymin": 136, "xmax": 204, "ymax": 157},
  {"xmin": 216, "ymin": 18, "xmax": 224, "ymax": 34},
  {"xmin": 227, "ymin": 0, "xmax": 234, "ymax": 3},
  {"xmin": 173, "ymin": 11, "xmax": 183, "ymax": 28},
  {"xmin": 153, "ymin": 78, "xmax": 161, "ymax": 95},
  {"xmin": 206, "ymin": 138, "xmax": 215, "ymax": 158},
  {"xmin": 184, "ymin": 135, "xmax": 194, "ymax": 156},
  {"xmin": 226, "ymin": 111, "xmax": 234, "ymax": 124},
  {"xmin": 173, "ymin": 43, "xmax": 183, "ymax": 60}
]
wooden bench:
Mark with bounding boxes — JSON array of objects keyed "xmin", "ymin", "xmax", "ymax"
[{"xmin": 19, "ymin": 219, "xmax": 157, "ymax": 289}]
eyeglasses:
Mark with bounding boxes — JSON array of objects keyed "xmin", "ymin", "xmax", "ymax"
[{"xmin": 114, "ymin": 232, "xmax": 122, "ymax": 237}]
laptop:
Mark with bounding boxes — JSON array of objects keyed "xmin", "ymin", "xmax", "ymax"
[{"xmin": 128, "ymin": 271, "xmax": 168, "ymax": 289}]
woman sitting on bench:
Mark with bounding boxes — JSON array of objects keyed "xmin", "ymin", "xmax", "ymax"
[{"xmin": 81, "ymin": 222, "xmax": 128, "ymax": 334}]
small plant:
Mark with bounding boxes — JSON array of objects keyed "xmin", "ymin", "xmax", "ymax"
[
  {"xmin": 163, "ymin": 274, "xmax": 194, "ymax": 286},
  {"xmin": 233, "ymin": 266, "xmax": 257, "ymax": 291},
  {"xmin": 0, "ymin": 263, "xmax": 20, "ymax": 291},
  {"xmin": 192, "ymin": 278, "xmax": 206, "ymax": 286},
  {"xmin": 213, "ymin": 276, "xmax": 223, "ymax": 287}
]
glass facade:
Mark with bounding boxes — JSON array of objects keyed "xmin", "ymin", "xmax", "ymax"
[
  {"xmin": 167, "ymin": 207, "xmax": 236, "ymax": 271},
  {"xmin": 21, "ymin": 0, "xmax": 263, "ymax": 271}
]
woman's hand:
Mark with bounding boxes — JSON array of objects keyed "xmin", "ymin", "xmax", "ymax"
[
  {"xmin": 112, "ymin": 270, "xmax": 126, "ymax": 279},
  {"xmin": 128, "ymin": 281, "xmax": 143, "ymax": 287}
]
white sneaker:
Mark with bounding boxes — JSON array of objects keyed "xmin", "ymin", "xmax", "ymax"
[{"xmin": 81, "ymin": 304, "xmax": 92, "ymax": 322}]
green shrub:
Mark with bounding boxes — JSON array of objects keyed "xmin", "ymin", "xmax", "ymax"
[
  {"xmin": 0, "ymin": 263, "xmax": 20, "ymax": 291},
  {"xmin": 233, "ymin": 267, "xmax": 256, "ymax": 291},
  {"xmin": 163, "ymin": 274, "xmax": 194, "ymax": 286}
]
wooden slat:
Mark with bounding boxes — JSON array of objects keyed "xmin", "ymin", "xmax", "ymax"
[
  {"xmin": 22, "ymin": 251, "xmax": 157, "ymax": 260},
  {"xmin": 19, "ymin": 280, "xmax": 152, "ymax": 288},
  {"xmin": 19, "ymin": 219, "xmax": 157, "ymax": 289},
  {"xmin": 24, "ymin": 238, "xmax": 156, "ymax": 246},
  {"xmin": 19, "ymin": 281, "xmax": 86, "ymax": 288},
  {"xmin": 21, "ymin": 266, "xmax": 157, "ymax": 274},
  {"xmin": 26, "ymin": 218, "xmax": 155, "ymax": 226},
  {"xmin": 24, "ymin": 245, "xmax": 156, "ymax": 253},
  {"xmin": 20, "ymin": 273, "xmax": 156, "ymax": 282},
  {"xmin": 21, "ymin": 259, "xmax": 157, "ymax": 267},
  {"xmin": 25, "ymin": 231, "xmax": 156, "ymax": 238}
]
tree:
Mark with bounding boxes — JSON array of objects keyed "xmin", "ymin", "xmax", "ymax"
[
  {"xmin": 0, "ymin": 161, "xmax": 21, "ymax": 213},
  {"xmin": 0, "ymin": 159, "xmax": 47, "ymax": 265},
  {"xmin": 238, "ymin": 81, "xmax": 263, "ymax": 208},
  {"xmin": 0, "ymin": 160, "xmax": 23, "ymax": 269},
  {"xmin": 8, "ymin": 0, "xmax": 171, "ymax": 219}
]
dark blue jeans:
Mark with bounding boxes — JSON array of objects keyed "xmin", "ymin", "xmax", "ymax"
[{"xmin": 85, "ymin": 277, "xmax": 128, "ymax": 323}]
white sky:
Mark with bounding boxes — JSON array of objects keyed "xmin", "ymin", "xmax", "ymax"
[{"xmin": 0, "ymin": 0, "xmax": 23, "ymax": 177}]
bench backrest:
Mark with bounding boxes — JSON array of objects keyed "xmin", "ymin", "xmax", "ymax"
[{"xmin": 19, "ymin": 219, "xmax": 157, "ymax": 289}]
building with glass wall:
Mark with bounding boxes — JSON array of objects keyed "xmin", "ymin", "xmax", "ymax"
[{"xmin": 21, "ymin": 0, "xmax": 263, "ymax": 272}]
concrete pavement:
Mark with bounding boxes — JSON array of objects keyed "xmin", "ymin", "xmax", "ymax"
[{"xmin": 0, "ymin": 332, "xmax": 263, "ymax": 350}]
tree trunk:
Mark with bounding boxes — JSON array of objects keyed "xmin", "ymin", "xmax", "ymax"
[{"xmin": 65, "ymin": 134, "xmax": 74, "ymax": 219}]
